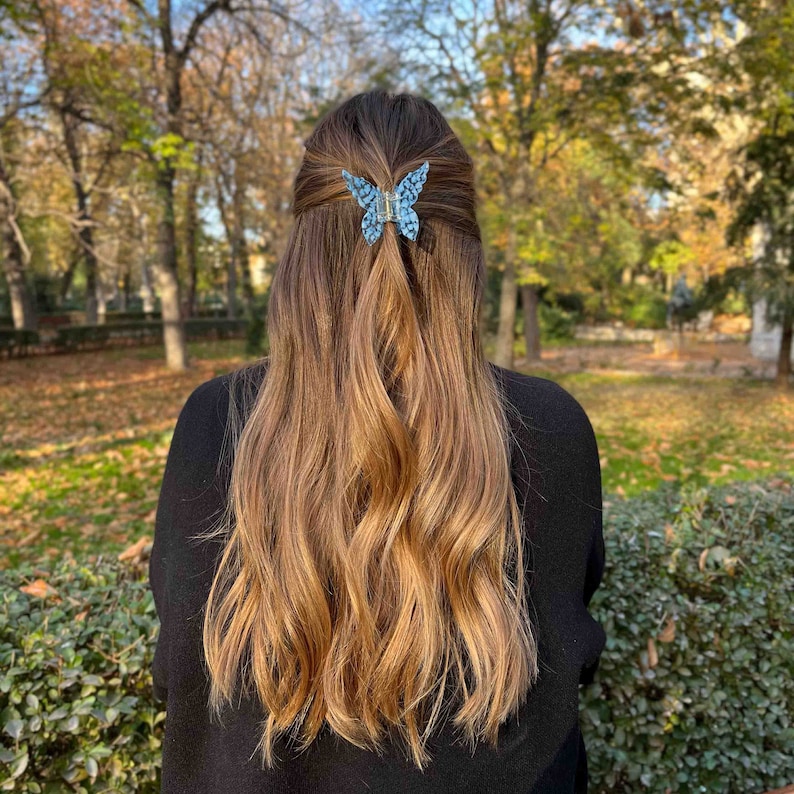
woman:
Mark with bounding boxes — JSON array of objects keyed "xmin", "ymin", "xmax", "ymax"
[{"xmin": 149, "ymin": 88, "xmax": 606, "ymax": 793}]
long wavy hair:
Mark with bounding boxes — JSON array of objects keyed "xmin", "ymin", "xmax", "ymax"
[{"xmin": 197, "ymin": 89, "xmax": 539, "ymax": 772}]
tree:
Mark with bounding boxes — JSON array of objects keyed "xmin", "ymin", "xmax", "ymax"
[
  {"xmin": 511, "ymin": 137, "xmax": 651, "ymax": 333},
  {"xmin": 699, "ymin": 0, "xmax": 794, "ymax": 387},
  {"xmin": 726, "ymin": 125, "xmax": 794, "ymax": 387},
  {"xmin": 0, "ymin": 4, "xmax": 42, "ymax": 330},
  {"xmin": 34, "ymin": 0, "xmax": 125, "ymax": 324},
  {"xmin": 123, "ymin": 0, "xmax": 230, "ymax": 368},
  {"xmin": 388, "ymin": 0, "xmax": 721, "ymax": 368},
  {"xmin": 118, "ymin": 0, "xmax": 310, "ymax": 369},
  {"xmin": 188, "ymin": 6, "xmax": 388, "ymax": 322},
  {"xmin": 121, "ymin": 0, "xmax": 376, "ymax": 369}
]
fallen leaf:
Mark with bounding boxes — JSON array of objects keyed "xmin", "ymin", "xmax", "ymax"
[
  {"xmin": 19, "ymin": 578, "xmax": 59, "ymax": 599},
  {"xmin": 16, "ymin": 528, "xmax": 42, "ymax": 547},
  {"xmin": 118, "ymin": 535, "xmax": 151, "ymax": 562},
  {"xmin": 658, "ymin": 617, "xmax": 676, "ymax": 643},
  {"xmin": 647, "ymin": 637, "xmax": 658, "ymax": 668}
]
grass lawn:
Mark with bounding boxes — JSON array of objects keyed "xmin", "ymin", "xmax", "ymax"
[{"xmin": 1, "ymin": 340, "xmax": 792, "ymax": 569}]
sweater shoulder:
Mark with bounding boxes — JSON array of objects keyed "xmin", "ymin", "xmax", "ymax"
[
  {"xmin": 488, "ymin": 362, "xmax": 596, "ymax": 439},
  {"xmin": 178, "ymin": 358, "xmax": 269, "ymax": 434},
  {"xmin": 161, "ymin": 359, "xmax": 267, "ymax": 496},
  {"xmin": 488, "ymin": 362, "xmax": 602, "ymax": 507}
]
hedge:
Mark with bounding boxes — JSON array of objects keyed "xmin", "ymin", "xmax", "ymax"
[
  {"xmin": 1, "ymin": 475, "xmax": 792, "ymax": 792},
  {"xmin": 54, "ymin": 319, "xmax": 247, "ymax": 352},
  {"xmin": 583, "ymin": 475, "xmax": 793, "ymax": 792},
  {"xmin": 102, "ymin": 309, "xmax": 226, "ymax": 324},
  {"xmin": 0, "ymin": 331, "xmax": 40, "ymax": 359},
  {"xmin": 0, "ymin": 557, "xmax": 162, "ymax": 792}
]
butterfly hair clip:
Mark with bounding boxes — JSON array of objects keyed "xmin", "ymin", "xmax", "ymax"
[{"xmin": 341, "ymin": 161, "xmax": 429, "ymax": 245}]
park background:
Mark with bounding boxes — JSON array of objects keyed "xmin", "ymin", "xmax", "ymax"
[{"xmin": 0, "ymin": 1, "xmax": 792, "ymax": 792}]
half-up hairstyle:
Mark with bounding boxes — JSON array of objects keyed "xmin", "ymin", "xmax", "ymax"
[{"xmin": 197, "ymin": 88, "xmax": 539, "ymax": 772}]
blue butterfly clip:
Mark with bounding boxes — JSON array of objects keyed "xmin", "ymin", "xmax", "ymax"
[{"xmin": 341, "ymin": 161, "xmax": 429, "ymax": 245}]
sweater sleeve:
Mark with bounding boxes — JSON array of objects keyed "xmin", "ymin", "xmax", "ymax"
[
  {"xmin": 526, "ymin": 374, "xmax": 606, "ymax": 688},
  {"xmin": 577, "ymin": 407, "xmax": 605, "ymax": 687},
  {"xmin": 148, "ymin": 376, "xmax": 231, "ymax": 703}
]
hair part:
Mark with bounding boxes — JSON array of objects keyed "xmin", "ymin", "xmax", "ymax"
[{"xmin": 195, "ymin": 88, "xmax": 539, "ymax": 772}]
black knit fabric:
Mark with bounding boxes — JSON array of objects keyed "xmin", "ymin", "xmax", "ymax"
[{"xmin": 149, "ymin": 360, "xmax": 606, "ymax": 793}]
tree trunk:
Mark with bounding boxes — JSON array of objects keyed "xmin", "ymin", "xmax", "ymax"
[
  {"xmin": 217, "ymin": 171, "xmax": 251, "ymax": 320},
  {"xmin": 58, "ymin": 248, "xmax": 81, "ymax": 305},
  {"xmin": 184, "ymin": 156, "xmax": 201, "ymax": 318},
  {"xmin": 61, "ymin": 110, "xmax": 98, "ymax": 324},
  {"xmin": 494, "ymin": 221, "xmax": 518, "ymax": 369},
  {"xmin": 776, "ymin": 304, "xmax": 793, "ymax": 388},
  {"xmin": 2, "ymin": 222, "xmax": 37, "ymax": 330},
  {"xmin": 141, "ymin": 264, "xmax": 156, "ymax": 314},
  {"xmin": 232, "ymin": 167, "xmax": 254, "ymax": 314},
  {"xmin": 227, "ymin": 256, "xmax": 237, "ymax": 319},
  {"xmin": 97, "ymin": 283, "xmax": 107, "ymax": 323},
  {"xmin": 156, "ymin": 0, "xmax": 189, "ymax": 370},
  {"xmin": 521, "ymin": 283, "xmax": 542, "ymax": 362},
  {"xmin": 120, "ymin": 267, "xmax": 131, "ymax": 312},
  {"xmin": 0, "ymin": 160, "xmax": 36, "ymax": 330},
  {"xmin": 156, "ymin": 167, "xmax": 189, "ymax": 370}
]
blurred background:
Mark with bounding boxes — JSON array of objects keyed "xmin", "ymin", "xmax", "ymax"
[{"xmin": 0, "ymin": 1, "xmax": 792, "ymax": 792}]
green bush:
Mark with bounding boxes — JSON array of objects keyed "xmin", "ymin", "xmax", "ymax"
[
  {"xmin": 102, "ymin": 312, "xmax": 160, "ymax": 324},
  {"xmin": 54, "ymin": 319, "xmax": 247, "ymax": 352},
  {"xmin": 244, "ymin": 294, "xmax": 270, "ymax": 358},
  {"xmin": 615, "ymin": 283, "xmax": 669, "ymax": 329},
  {"xmin": 718, "ymin": 287, "xmax": 749, "ymax": 317},
  {"xmin": 538, "ymin": 302, "xmax": 578, "ymax": 341},
  {"xmin": 583, "ymin": 475, "xmax": 794, "ymax": 793},
  {"xmin": 0, "ymin": 558, "xmax": 163, "ymax": 792},
  {"xmin": 1, "ymin": 477, "xmax": 791, "ymax": 791},
  {"xmin": 552, "ymin": 291, "xmax": 586, "ymax": 317},
  {"xmin": 0, "ymin": 330, "xmax": 40, "ymax": 358}
]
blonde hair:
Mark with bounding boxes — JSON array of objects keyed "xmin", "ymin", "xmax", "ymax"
[{"xmin": 197, "ymin": 89, "xmax": 539, "ymax": 772}]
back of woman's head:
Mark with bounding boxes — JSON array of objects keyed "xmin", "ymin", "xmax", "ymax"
[{"xmin": 200, "ymin": 88, "xmax": 539, "ymax": 772}]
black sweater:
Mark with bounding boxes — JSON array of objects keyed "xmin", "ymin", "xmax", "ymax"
[{"xmin": 149, "ymin": 360, "xmax": 606, "ymax": 793}]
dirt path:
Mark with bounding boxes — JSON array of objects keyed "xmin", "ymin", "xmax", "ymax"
[{"xmin": 521, "ymin": 340, "xmax": 783, "ymax": 380}]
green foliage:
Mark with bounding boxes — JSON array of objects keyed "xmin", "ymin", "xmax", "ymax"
[
  {"xmin": 244, "ymin": 293, "xmax": 270, "ymax": 358},
  {"xmin": 538, "ymin": 302, "xmax": 578, "ymax": 341},
  {"xmin": 32, "ymin": 276, "xmax": 59, "ymax": 316},
  {"xmin": 615, "ymin": 283, "xmax": 669, "ymax": 329},
  {"xmin": 150, "ymin": 134, "xmax": 196, "ymax": 173},
  {"xmin": 718, "ymin": 288, "xmax": 748, "ymax": 317},
  {"xmin": 0, "ymin": 558, "xmax": 163, "ymax": 792},
  {"xmin": 583, "ymin": 476, "xmax": 794, "ymax": 793},
  {"xmin": 553, "ymin": 292, "xmax": 585, "ymax": 317},
  {"xmin": 696, "ymin": 273, "xmax": 750, "ymax": 318},
  {"xmin": 725, "ymin": 126, "xmax": 794, "ymax": 328},
  {"xmin": 648, "ymin": 240, "xmax": 695, "ymax": 278},
  {"xmin": 717, "ymin": 4, "xmax": 794, "ymax": 374},
  {"xmin": 0, "ymin": 330, "xmax": 39, "ymax": 357}
]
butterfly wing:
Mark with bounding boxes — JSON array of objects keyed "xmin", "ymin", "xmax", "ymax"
[
  {"xmin": 398, "ymin": 207, "xmax": 420, "ymax": 241},
  {"xmin": 342, "ymin": 169, "xmax": 383, "ymax": 245},
  {"xmin": 395, "ymin": 161, "xmax": 429, "ymax": 241}
]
